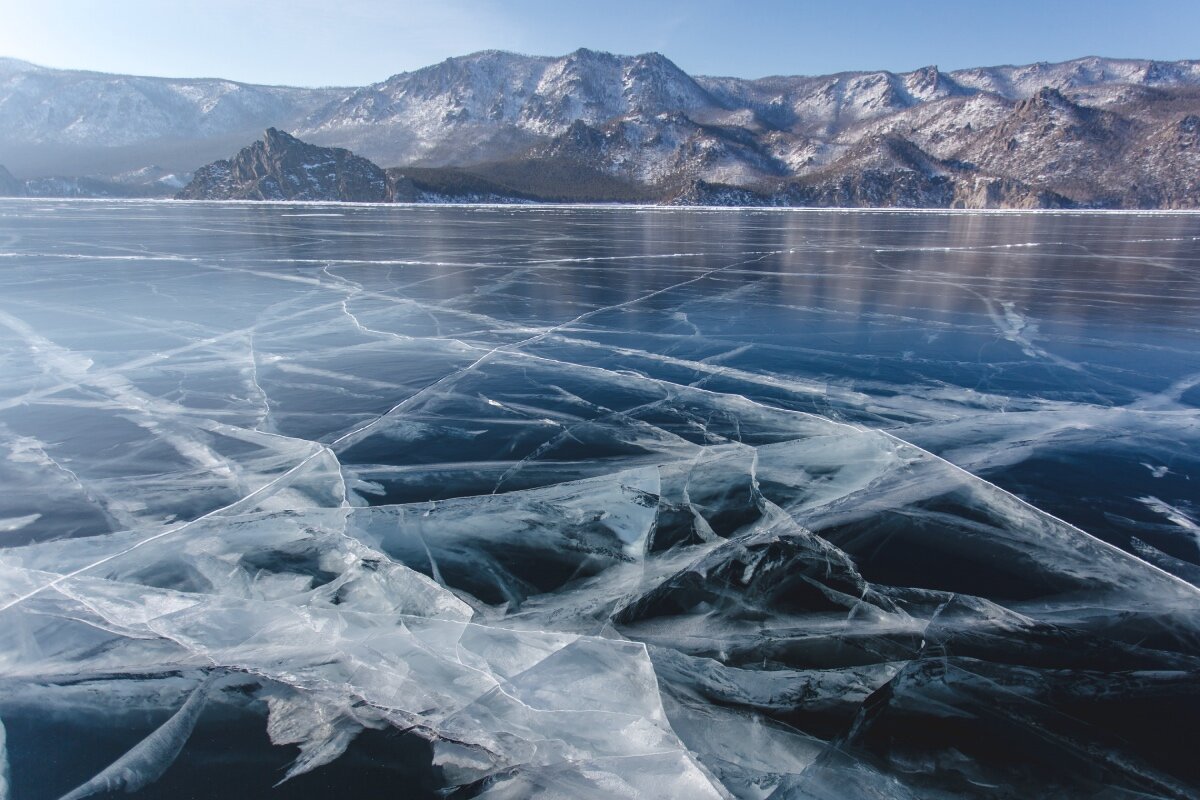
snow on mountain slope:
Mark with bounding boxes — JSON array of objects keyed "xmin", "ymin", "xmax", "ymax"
[
  {"xmin": 693, "ymin": 65, "xmax": 971, "ymax": 137},
  {"xmin": 0, "ymin": 59, "xmax": 343, "ymax": 148},
  {"xmin": 530, "ymin": 112, "xmax": 789, "ymax": 187},
  {"xmin": 6, "ymin": 51, "xmax": 1200, "ymax": 206},
  {"xmin": 949, "ymin": 56, "xmax": 1200, "ymax": 99},
  {"xmin": 298, "ymin": 49, "xmax": 719, "ymax": 166}
]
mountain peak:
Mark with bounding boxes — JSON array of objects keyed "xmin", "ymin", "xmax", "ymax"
[
  {"xmin": 179, "ymin": 130, "xmax": 387, "ymax": 202},
  {"xmin": 262, "ymin": 127, "xmax": 301, "ymax": 149},
  {"xmin": 566, "ymin": 47, "xmax": 612, "ymax": 60},
  {"xmin": 903, "ymin": 64, "xmax": 963, "ymax": 100},
  {"xmin": 631, "ymin": 51, "xmax": 685, "ymax": 71}
]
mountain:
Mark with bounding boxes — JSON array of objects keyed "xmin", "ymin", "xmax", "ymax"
[
  {"xmin": 11, "ymin": 52, "xmax": 1200, "ymax": 207},
  {"xmin": 176, "ymin": 128, "xmax": 387, "ymax": 201},
  {"xmin": 0, "ymin": 57, "xmax": 344, "ymax": 177},
  {"xmin": 297, "ymin": 49, "xmax": 719, "ymax": 167}
]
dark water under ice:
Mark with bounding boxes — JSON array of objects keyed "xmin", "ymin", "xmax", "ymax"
[{"xmin": 1, "ymin": 201, "xmax": 1199, "ymax": 799}]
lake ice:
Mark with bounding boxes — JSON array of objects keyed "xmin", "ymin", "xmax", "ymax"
[{"xmin": 1, "ymin": 202, "xmax": 1198, "ymax": 798}]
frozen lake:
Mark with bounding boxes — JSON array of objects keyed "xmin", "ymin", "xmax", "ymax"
[{"xmin": 1, "ymin": 201, "xmax": 1199, "ymax": 798}]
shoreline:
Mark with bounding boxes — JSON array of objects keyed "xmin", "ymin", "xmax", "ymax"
[{"xmin": 3, "ymin": 196, "xmax": 1200, "ymax": 215}]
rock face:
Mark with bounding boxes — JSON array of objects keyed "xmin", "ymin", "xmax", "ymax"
[
  {"xmin": 950, "ymin": 176, "xmax": 1072, "ymax": 209},
  {"xmin": 17, "ymin": 52, "xmax": 1200, "ymax": 207},
  {"xmin": 177, "ymin": 128, "xmax": 388, "ymax": 201}
]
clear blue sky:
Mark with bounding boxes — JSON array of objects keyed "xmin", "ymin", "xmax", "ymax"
[{"xmin": 3, "ymin": 0, "xmax": 1198, "ymax": 86}]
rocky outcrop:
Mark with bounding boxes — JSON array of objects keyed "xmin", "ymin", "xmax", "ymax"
[
  {"xmin": 177, "ymin": 128, "xmax": 388, "ymax": 201},
  {"xmin": 783, "ymin": 170, "xmax": 956, "ymax": 208},
  {"xmin": 950, "ymin": 176, "xmax": 1073, "ymax": 209},
  {"xmin": 666, "ymin": 180, "xmax": 773, "ymax": 206}
]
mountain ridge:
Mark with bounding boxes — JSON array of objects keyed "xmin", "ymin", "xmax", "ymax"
[{"xmin": 5, "ymin": 50, "xmax": 1200, "ymax": 207}]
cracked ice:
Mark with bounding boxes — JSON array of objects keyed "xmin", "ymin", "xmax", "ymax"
[{"xmin": 1, "ymin": 201, "xmax": 1200, "ymax": 799}]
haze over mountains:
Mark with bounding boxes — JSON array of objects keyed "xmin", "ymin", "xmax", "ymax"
[{"xmin": 2, "ymin": 50, "xmax": 1200, "ymax": 206}]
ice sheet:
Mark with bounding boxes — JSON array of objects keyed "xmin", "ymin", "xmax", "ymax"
[{"xmin": 1, "ymin": 202, "xmax": 1199, "ymax": 798}]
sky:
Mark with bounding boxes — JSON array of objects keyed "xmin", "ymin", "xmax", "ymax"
[{"xmin": 2, "ymin": 0, "xmax": 1199, "ymax": 86}]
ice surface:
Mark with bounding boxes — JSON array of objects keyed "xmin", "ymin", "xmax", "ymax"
[{"xmin": 1, "ymin": 202, "xmax": 1199, "ymax": 798}]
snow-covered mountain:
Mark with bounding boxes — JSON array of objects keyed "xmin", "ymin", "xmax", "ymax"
[
  {"xmin": 0, "ymin": 57, "xmax": 344, "ymax": 176},
  {"xmin": 0, "ymin": 58, "xmax": 342, "ymax": 147},
  {"xmin": 6, "ymin": 51, "xmax": 1200, "ymax": 207},
  {"xmin": 298, "ymin": 49, "xmax": 720, "ymax": 166}
]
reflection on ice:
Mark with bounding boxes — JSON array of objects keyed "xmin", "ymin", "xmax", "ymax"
[{"xmin": 0, "ymin": 202, "xmax": 1199, "ymax": 798}]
